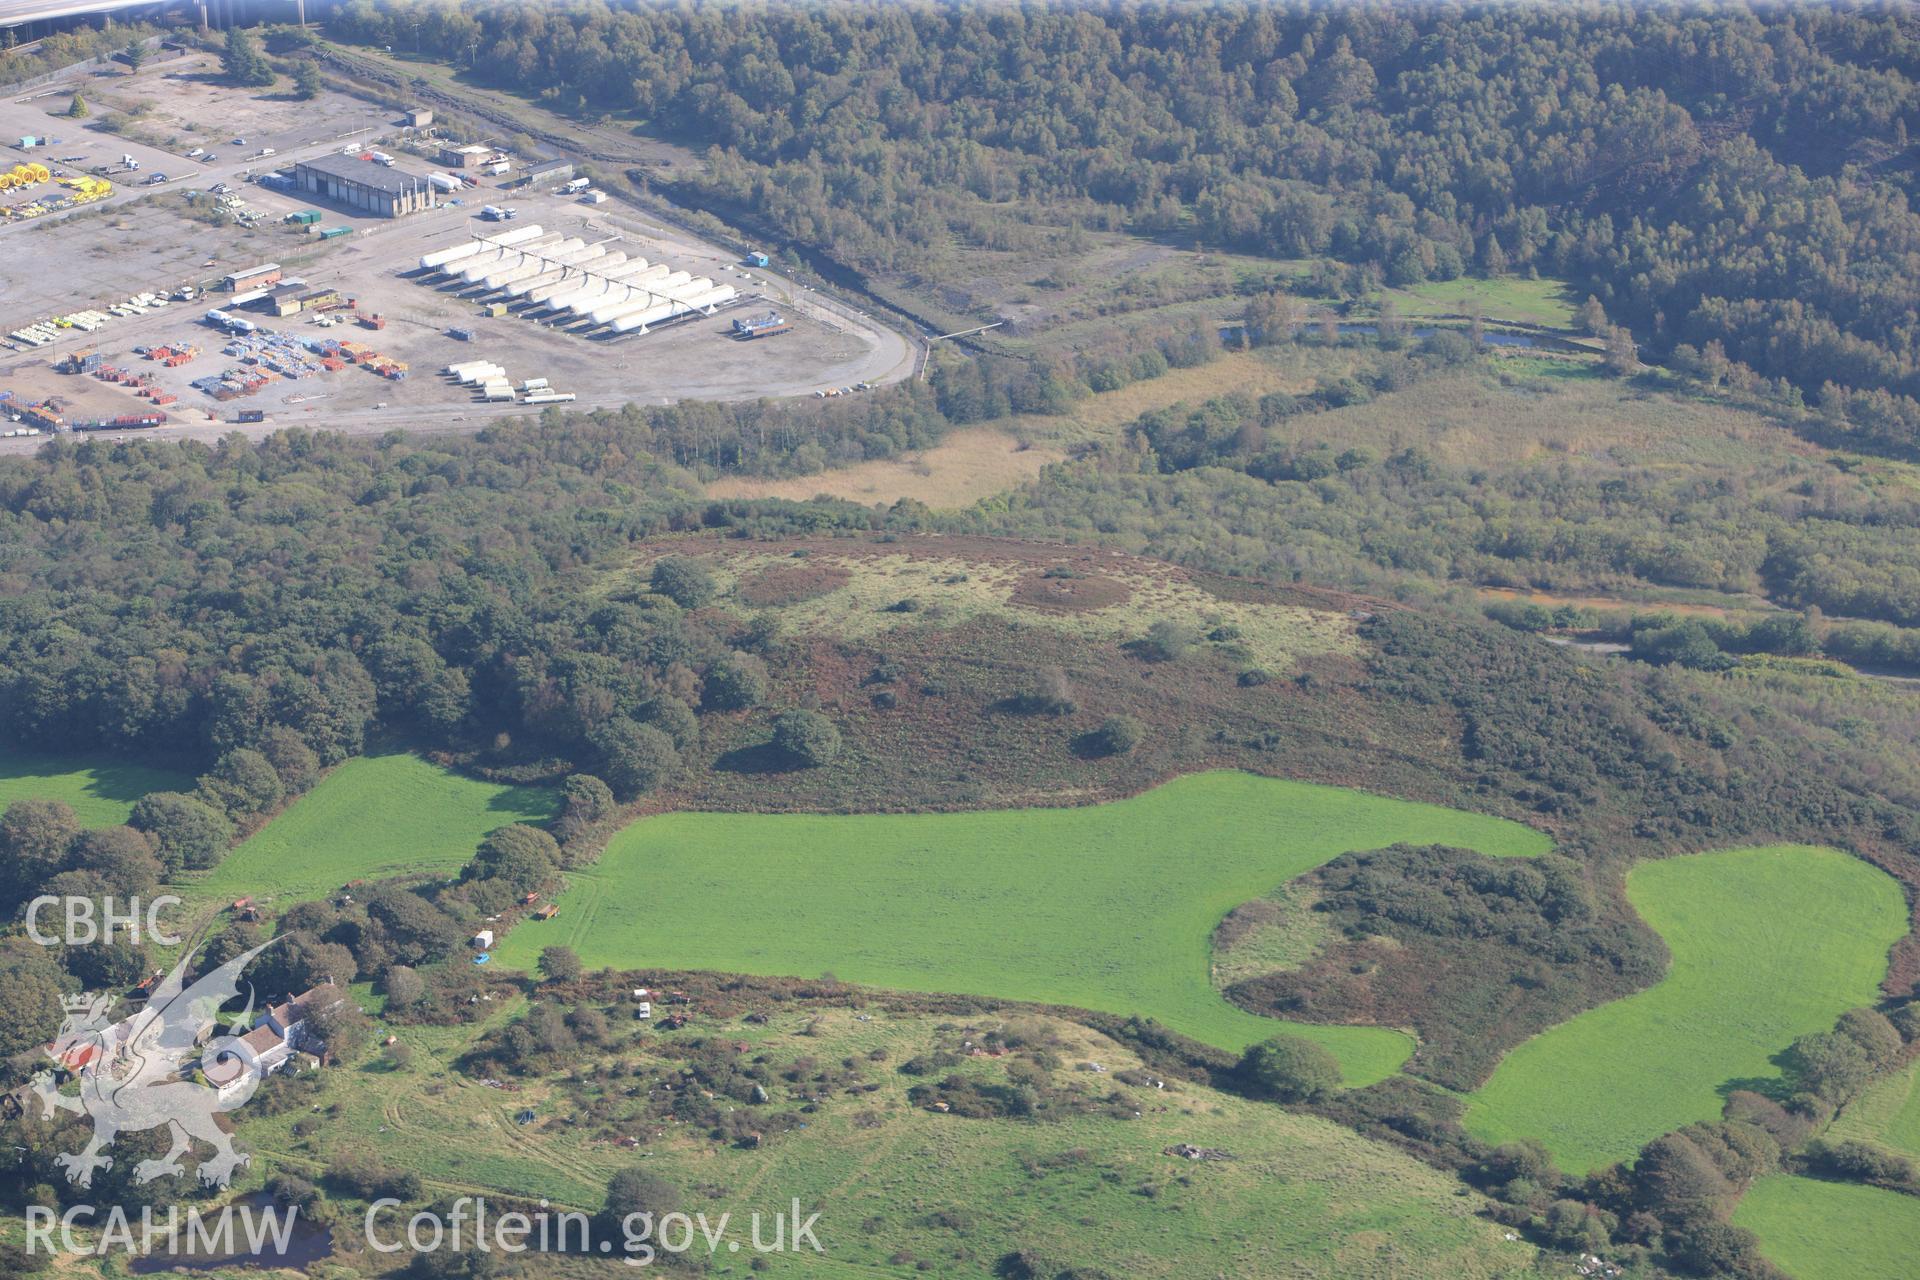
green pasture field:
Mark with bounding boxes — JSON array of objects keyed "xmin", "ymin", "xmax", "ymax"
[
  {"xmin": 0, "ymin": 747, "xmax": 191, "ymax": 826},
  {"xmin": 1734, "ymin": 1175, "xmax": 1920, "ymax": 1280},
  {"xmin": 184, "ymin": 754, "xmax": 556, "ymax": 911},
  {"xmin": 492, "ymin": 770, "xmax": 1550, "ymax": 1083},
  {"xmin": 1465, "ymin": 845, "xmax": 1905, "ymax": 1173},
  {"xmin": 1384, "ymin": 274, "xmax": 1579, "ymax": 329}
]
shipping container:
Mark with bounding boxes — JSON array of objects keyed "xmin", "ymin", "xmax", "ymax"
[
  {"xmin": 286, "ymin": 210, "xmax": 322, "ymax": 226},
  {"xmin": 317, "ymin": 227, "xmax": 352, "ymax": 241},
  {"xmin": 236, "ymin": 409, "xmax": 266, "ymax": 423},
  {"xmin": 447, "ymin": 326, "xmax": 475, "ymax": 342}
]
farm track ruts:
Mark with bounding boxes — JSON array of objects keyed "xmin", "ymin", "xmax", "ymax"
[{"xmin": 243, "ymin": 1144, "xmax": 596, "ymax": 1214}]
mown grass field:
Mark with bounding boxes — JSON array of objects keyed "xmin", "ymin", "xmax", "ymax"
[
  {"xmin": 1830, "ymin": 1060, "xmax": 1920, "ymax": 1157},
  {"xmin": 237, "ymin": 1004, "xmax": 1536, "ymax": 1279},
  {"xmin": 0, "ymin": 747, "xmax": 191, "ymax": 826},
  {"xmin": 185, "ymin": 754, "xmax": 556, "ymax": 911},
  {"xmin": 1385, "ymin": 275, "xmax": 1578, "ymax": 328},
  {"xmin": 494, "ymin": 770, "xmax": 1550, "ymax": 1083},
  {"xmin": 1465, "ymin": 845, "xmax": 1905, "ymax": 1173},
  {"xmin": 1734, "ymin": 1175, "xmax": 1920, "ymax": 1280}
]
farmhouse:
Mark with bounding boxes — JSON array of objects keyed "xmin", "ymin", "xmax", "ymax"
[
  {"xmin": 205, "ymin": 980, "xmax": 344, "ymax": 1099},
  {"xmin": 263, "ymin": 981, "xmax": 345, "ymax": 1044}
]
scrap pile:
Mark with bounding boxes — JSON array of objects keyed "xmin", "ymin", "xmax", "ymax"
[
  {"xmin": 145, "ymin": 343, "xmax": 200, "ymax": 368},
  {"xmin": 185, "ymin": 326, "xmax": 410, "ymax": 400},
  {"xmin": 191, "ymin": 367, "xmax": 279, "ymax": 401},
  {"xmin": 325, "ymin": 339, "xmax": 408, "ymax": 381},
  {"xmin": 92, "ymin": 363, "xmax": 167, "ymax": 403}
]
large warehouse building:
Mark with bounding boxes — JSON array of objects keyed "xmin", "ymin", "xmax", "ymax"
[{"xmin": 292, "ymin": 155, "xmax": 437, "ymax": 218}]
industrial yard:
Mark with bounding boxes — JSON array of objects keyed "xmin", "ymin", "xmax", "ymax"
[{"xmin": 0, "ymin": 47, "xmax": 912, "ymax": 448}]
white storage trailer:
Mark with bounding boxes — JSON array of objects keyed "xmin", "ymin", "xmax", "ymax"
[
  {"xmin": 610, "ymin": 284, "xmax": 738, "ymax": 335},
  {"xmin": 594, "ymin": 275, "xmax": 713, "ymax": 330},
  {"xmin": 481, "ymin": 238, "xmax": 587, "ymax": 291},
  {"xmin": 525, "ymin": 254, "xmax": 631, "ymax": 306},
  {"xmin": 418, "ymin": 224, "xmax": 544, "ymax": 273},
  {"xmin": 522, "ymin": 253, "xmax": 633, "ymax": 305},
  {"xmin": 454, "ymin": 234, "xmax": 564, "ymax": 285},
  {"xmin": 576, "ymin": 271, "xmax": 689, "ymax": 323},
  {"xmin": 586, "ymin": 271, "xmax": 694, "ymax": 326},
  {"xmin": 453, "ymin": 238, "xmax": 557, "ymax": 286},
  {"xmin": 541, "ymin": 261, "xmax": 663, "ymax": 315},
  {"xmin": 507, "ymin": 246, "xmax": 612, "ymax": 295},
  {"xmin": 458, "ymin": 364, "xmax": 507, "ymax": 385},
  {"xmin": 503, "ymin": 244, "xmax": 616, "ymax": 298}
]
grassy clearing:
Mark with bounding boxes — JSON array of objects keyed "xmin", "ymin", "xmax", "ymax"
[
  {"xmin": 1465, "ymin": 845, "xmax": 1905, "ymax": 1174},
  {"xmin": 183, "ymin": 754, "xmax": 556, "ymax": 912},
  {"xmin": 1734, "ymin": 1175, "xmax": 1920, "ymax": 1280},
  {"xmin": 1384, "ymin": 275, "xmax": 1579, "ymax": 329},
  {"xmin": 1209, "ymin": 883, "xmax": 1335, "ymax": 990},
  {"xmin": 681, "ymin": 543, "xmax": 1360, "ymax": 676},
  {"xmin": 1477, "ymin": 585, "xmax": 1773, "ymax": 620},
  {"xmin": 705, "ymin": 427, "xmax": 1067, "ymax": 507},
  {"xmin": 704, "ymin": 349, "xmax": 1326, "ymax": 510},
  {"xmin": 1297, "ymin": 365, "xmax": 1810, "ymax": 472},
  {"xmin": 238, "ymin": 1004, "xmax": 1535, "ymax": 1278},
  {"xmin": 0, "ymin": 748, "xmax": 191, "ymax": 826},
  {"xmin": 494, "ymin": 770, "xmax": 1549, "ymax": 1082},
  {"xmin": 1831, "ymin": 1060, "xmax": 1920, "ymax": 1158}
]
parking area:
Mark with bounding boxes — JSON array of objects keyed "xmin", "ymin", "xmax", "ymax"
[{"xmin": 0, "ymin": 54, "xmax": 912, "ymax": 448}]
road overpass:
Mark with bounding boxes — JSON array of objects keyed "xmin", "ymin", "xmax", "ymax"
[{"xmin": 0, "ymin": 0, "xmax": 316, "ymax": 37}]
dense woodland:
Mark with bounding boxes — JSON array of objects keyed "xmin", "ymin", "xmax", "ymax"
[
  {"xmin": 6, "ymin": 5, "xmax": 1920, "ymax": 1276},
  {"xmin": 327, "ymin": 0, "xmax": 1920, "ymax": 451}
]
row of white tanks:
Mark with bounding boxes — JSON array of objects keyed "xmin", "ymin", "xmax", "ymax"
[{"xmin": 417, "ymin": 227, "xmax": 737, "ymax": 335}]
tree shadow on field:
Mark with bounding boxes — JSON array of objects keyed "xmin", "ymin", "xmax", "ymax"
[
  {"xmin": 1717, "ymin": 1070, "xmax": 1791, "ymax": 1103},
  {"xmin": 713, "ymin": 741, "xmax": 791, "ymax": 775}
]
